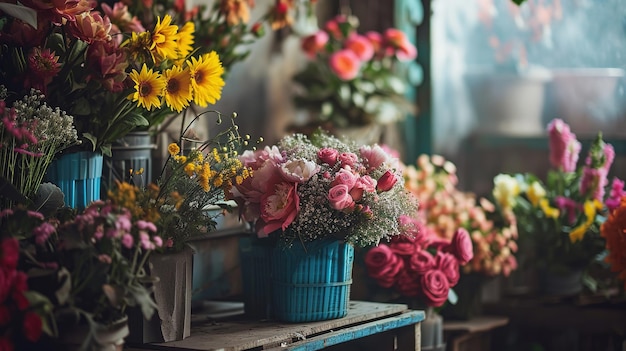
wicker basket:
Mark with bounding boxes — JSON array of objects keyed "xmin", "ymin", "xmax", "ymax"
[{"xmin": 271, "ymin": 240, "xmax": 354, "ymax": 323}]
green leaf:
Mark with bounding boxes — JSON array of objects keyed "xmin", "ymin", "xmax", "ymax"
[
  {"xmin": 0, "ymin": 3, "xmax": 37, "ymax": 29},
  {"xmin": 512, "ymin": 0, "xmax": 527, "ymax": 5}
]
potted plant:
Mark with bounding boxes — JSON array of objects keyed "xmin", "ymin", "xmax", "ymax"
[
  {"xmin": 290, "ymin": 14, "xmax": 418, "ymax": 144},
  {"xmin": 228, "ymin": 130, "xmax": 420, "ymax": 322},
  {"xmin": 498, "ymin": 118, "xmax": 625, "ymax": 296}
]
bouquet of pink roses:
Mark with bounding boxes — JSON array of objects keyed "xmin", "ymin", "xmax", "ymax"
[
  {"xmin": 364, "ymin": 216, "xmax": 473, "ymax": 307},
  {"xmin": 228, "ymin": 131, "xmax": 419, "ymax": 247}
]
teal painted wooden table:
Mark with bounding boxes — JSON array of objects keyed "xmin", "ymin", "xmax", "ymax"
[{"xmin": 126, "ymin": 301, "xmax": 425, "ymax": 351}]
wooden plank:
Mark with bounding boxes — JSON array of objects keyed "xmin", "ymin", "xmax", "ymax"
[
  {"xmin": 263, "ymin": 311, "xmax": 425, "ymax": 351},
  {"xmin": 443, "ymin": 316, "xmax": 509, "ymax": 333},
  {"xmin": 139, "ymin": 301, "xmax": 412, "ymax": 351}
]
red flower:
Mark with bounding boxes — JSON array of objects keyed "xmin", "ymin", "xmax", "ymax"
[
  {"xmin": 376, "ymin": 170, "xmax": 398, "ymax": 192},
  {"xmin": 364, "ymin": 245, "xmax": 404, "ymax": 288},
  {"xmin": 22, "ymin": 312, "xmax": 43, "ymax": 342},
  {"xmin": 395, "ymin": 270, "xmax": 421, "ymax": 297},
  {"xmin": 420, "ymin": 270, "xmax": 450, "ymax": 307},
  {"xmin": 0, "ymin": 238, "xmax": 19, "ymax": 269},
  {"xmin": 0, "ymin": 335, "xmax": 13, "ymax": 351},
  {"xmin": 436, "ymin": 251, "xmax": 460, "ymax": 286},
  {"xmin": 408, "ymin": 250, "xmax": 435, "ymax": 275}
]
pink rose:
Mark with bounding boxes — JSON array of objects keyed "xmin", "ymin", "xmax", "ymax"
[
  {"xmin": 409, "ymin": 249, "xmax": 435, "ymax": 274},
  {"xmin": 356, "ymin": 175, "xmax": 377, "ymax": 192},
  {"xmin": 318, "ymin": 147, "xmax": 339, "ymax": 166},
  {"xmin": 449, "ymin": 228, "xmax": 473, "ymax": 265},
  {"xmin": 331, "ymin": 168, "xmax": 358, "ymax": 189},
  {"xmin": 389, "ymin": 233, "xmax": 420, "ymax": 257},
  {"xmin": 396, "ymin": 270, "xmax": 421, "ymax": 297},
  {"xmin": 338, "ymin": 152, "xmax": 359, "ymax": 167},
  {"xmin": 258, "ymin": 181, "xmax": 300, "ymax": 237},
  {"xmin": 328, "ymin": 184, "xmax": 355, "ymax": 211},
  {"xmin": 376, "ymin": 170, "xmax": 398, "ymax": 192},
  {"xmin": 364, "ymin": 245, "xmax": 404, "ymax": 288},
  {"xmin": 436, "ymin": 251, "xmax": 460, "ymax": 286},
  {"xmin": 420, "ymin": 270, "xmax": 450, "ymax": 307}
]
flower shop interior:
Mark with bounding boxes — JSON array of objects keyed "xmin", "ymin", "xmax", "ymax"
[{"xmin": 1, "ymin": 0, "xmax": 626, "ymax": 351}]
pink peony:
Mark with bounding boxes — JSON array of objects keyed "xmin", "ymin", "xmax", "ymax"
[
  {"xmin": 280, "ymin": 159, "xmax": 319, "ymax": 183},
  {"xmin": 328, "ymin": 184, "xmax": 355, "ymax": 211},
  {"xmin": 121, "ymin": 233, "xmax": 134, "ymax": 249},
  {"xmin": 329, "ymin": 49, "xmax": 361, "ymax": 81},
  {"xmin": 420, "ymin": 270, "xmax": 450, "ymax": 307},
  {"xmin": 359, "ymin": 144, "xmax": 390, "ymax": 170},
  {"xmin": 384, "ymin": 28, "xmax": 417, "ymax": 61},
  {"xmin": 364, "ymin": 245, "xmax": 404, "ymax": 288},
  {"xmin": 258, "ymin": 181, "xmax": 299, "ymax": 237}
]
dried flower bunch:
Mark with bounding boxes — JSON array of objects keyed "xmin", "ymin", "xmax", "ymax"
[
  {"xmin": 404, "ymin": 154, "xmax": 519, "ymax": 277},
  {"xmin": 229, "ymin": 131, "xmax": 419, "ymax": 247},
  {"xmin": 108, "ymin": 112, "xmax": 254, "ymax": 251},
  {"xmin": 501, "ymin": 118, "xmax": 624, "ymax": 276},
  {"xmin": 293, "ymin": 14, "xmax": 417, "ymax": 128},
  {"xmin": 364, "ymin": 217, "xmax": 473, "ymax": 307}
]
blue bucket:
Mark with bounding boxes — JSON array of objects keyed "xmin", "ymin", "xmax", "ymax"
[
  {"xmin": 46, "ymin": 151, "xmax": 103, "ymax": 210},
  {"xmin": 271, "ymin": 240, "xmax": 354, "ymax": 323}
]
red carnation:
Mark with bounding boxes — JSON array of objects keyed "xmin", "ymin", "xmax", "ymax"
[{"xmin": 22, "ymin": 312, "xmax": 43, "ymax": 342}]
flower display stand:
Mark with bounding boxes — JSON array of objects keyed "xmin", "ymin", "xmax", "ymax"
[
  {"xmin": 271, "ymin": 240, "xmax": 354, "ymax": 323},
  {"xmin": 45, "ymin": 151, "xmax": 103, "ymax": 209}
]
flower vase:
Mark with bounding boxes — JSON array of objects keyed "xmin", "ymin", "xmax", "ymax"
[
  {"xmin": 56, "ymin": 316, "xmax": 129, "ymax": 351},
  {"xmin": 45, "ymin": 151, "xmax": 103, "ymax": 210},
  {"xmin": 238, "ymin": 236, "xmax": 273, "ymax": 319},
  {"xmin": 421, "ymin": 307, "xmax": 445, "ymax": 351},
  {"xmin": 271, "ymin": 239, "xmax": 354, "ymax": 323},
  {"xmin": 104, "ymin": 131, "xmax": 156, "ymax": 190},
  {"xmin": 128, "ymin": 245, "xmax": 194, "ymax": 343}
]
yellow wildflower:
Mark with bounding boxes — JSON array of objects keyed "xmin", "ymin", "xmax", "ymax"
[
  {"xmin": 168, "ymin": 143, "xmax": 181, "ymax": 156},
  {"xmin": 539, "ymin": 198, "xmax": 560, "ymax": 219},
  {"xmin": 526, "ymin": 181, "xmax": 546, "ymax": 207},
  {"xmin": 569, "ymin": 200, "xmax": 603, "ymax": 243},
  {"xmin": 184, "ymin": 163, "xmax": 196, "ymax": 176}
]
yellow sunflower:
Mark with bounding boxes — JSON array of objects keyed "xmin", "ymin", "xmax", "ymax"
[
  {"xmin": 151, "ymin": 15, "xmax": 179, "ymax": 62},
  {"xmin": 176, "ymin": 21, "xmax": 195, "ymax": 61},
  {"xmin": 128, "ymin": 64, "xmax": 166, "ymax": 111},
  {"xmin": 163, "ymin": 65, "xmax": 192, "ymax": 113},
  {"xmin": 187, "ymin": 51, "xmax": 225, "ymax": 107}
]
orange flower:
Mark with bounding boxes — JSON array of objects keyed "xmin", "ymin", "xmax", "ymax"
[
  {"xmin": 329, "ymin": 49, "xmax": 360, "ymax": 81},
  {"xmin": 600, "ymin": 195, "xmax": 626, "ymax": 288},
  {"xmin": 219, "ymin": 0, "xmax": 251, "ymax": 25}
]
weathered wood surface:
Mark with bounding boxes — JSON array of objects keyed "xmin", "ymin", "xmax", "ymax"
[
  {"xmin": 129, "ymin": 301, "xmax": 424, "ymax": 351},
  {"xmin": 443, "ymin": 316, "xmax": 509, "ymax": 334}
]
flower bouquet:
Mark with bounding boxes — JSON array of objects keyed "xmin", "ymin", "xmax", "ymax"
[
  {"xmin": 292, "ymin": 14, "xmax": 417, "ymax": 131},
  {"xmin": 501, "ymin": 118, "xmax": 625, "ymax": 294},
  {"xmin": 228, "ymin": 130, "xmax": 419, "ymax": 321}
]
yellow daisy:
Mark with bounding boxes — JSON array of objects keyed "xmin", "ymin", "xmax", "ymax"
[
  {"xmin": 128, "ymin": 64, "xmax": 166, "ymax": 111},
  {"xmin": 123, "ymin": 31, "xmax": 153, "ymax": 63},
  {"xmin": 163, "ymin": 65, "xmax": 192, "ymax": 113},
  {"xmin": 187, "ymin": 51, "xmax": 225, "ymax": 107},
  {"xmin": 176, "ymin": 21, "xmax": 195, "ymax": 60},
  {"xmin": 151, "ymin": 15, "xmax": 179, "ymax": 62}
]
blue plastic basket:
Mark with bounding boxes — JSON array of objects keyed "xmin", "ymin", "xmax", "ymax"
[
  {"xmin": 271, "ymin": 240, "xmax": 354, "ymax": 323},
  {"xmin": 46, "ymin": 151, "xmax": 103, "ymax": 209},
  {"xmin": 238, "ymin": 236, "xmax": 273, "ymax": 319}
]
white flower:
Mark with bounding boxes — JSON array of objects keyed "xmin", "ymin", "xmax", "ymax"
[{"xmin": 280, "ymin": 158, "xmax": 320, "ymax": 183}]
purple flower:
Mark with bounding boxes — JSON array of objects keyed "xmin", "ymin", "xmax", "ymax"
[
  {"xmin": 548, "ymin": 119, "xmax": 581, "ymax": 173},
  {"xmin": 121, "ymin": 233, "xmax": 134, "ymax": 249},
  {"xmin": 555, "ymin": 196, "xmax": 580, "ymax": 225},
  {"xmin": 33, "ymin": 222, "xmax": 55, "ymax": 245},
  {"xmin": 136, "ymin": 220, "xmax": 157, "ymax": 233}
]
